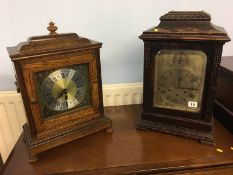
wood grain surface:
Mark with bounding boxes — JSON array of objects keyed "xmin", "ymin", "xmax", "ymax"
[{"xmin": 2, "ymin": 105, "xmax": 233, "ymax": 175}]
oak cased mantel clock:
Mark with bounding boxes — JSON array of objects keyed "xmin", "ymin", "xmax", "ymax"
[
  {"xmin": 137, "ymin": 11, "xmax": 230, "ymax": 145},
  {"xmin": 7, "ymin": 22, "xmax": 112, "ymax": 161}
]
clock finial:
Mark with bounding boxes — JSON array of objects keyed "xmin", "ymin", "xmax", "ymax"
[{"xmin": 47, "ymin": 22, "xmax": 58, "ymax": 35}]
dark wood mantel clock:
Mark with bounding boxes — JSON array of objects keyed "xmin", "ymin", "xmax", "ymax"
[
  {"xmin": 137, "ymin": 11, "xmax": 230, "ymax": 145},
  {"xmin": 7, "ymin": 22, "xmax": 112, "ymax": 161}
]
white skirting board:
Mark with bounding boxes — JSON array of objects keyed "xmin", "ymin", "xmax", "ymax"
[
  {"xmin": 0, "ymin": 82, "xmax": 143, "ymax": 163},
  {"xmin": 103, "ymin": 82, "xmax": 143, "ymax": 106}
]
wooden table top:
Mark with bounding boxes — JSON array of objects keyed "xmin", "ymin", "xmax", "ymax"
[{"xmin": 2, "ymin": 105, "xmax": 233, "ymax": 175}]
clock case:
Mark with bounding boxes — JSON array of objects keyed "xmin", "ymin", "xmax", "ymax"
[
  {"xmin": 137, "ymin": 11, "xmax": 230, "ymax": 145},
  {"xmin": 7, "ymin": 23, "xmax": 112, "ymax": 161}
]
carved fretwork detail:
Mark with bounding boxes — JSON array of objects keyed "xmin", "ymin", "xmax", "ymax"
[
  {"xmin": 160, "ymin": 11, "xmax": 211, "ymax": 21},
  {"xmin": 139, "ymin": 11, "xmax": 230, "ymax": 42},
  {"xmin": 143, "ymin": 42, "xmax": 151, "ymax": 112},
  {"xmin": 144, "ymin": 42, "xmax": 151, "ymax": 70},
  {"xmin": 213, "ymin": 45, "xmax": 223, "ymax": 79}
]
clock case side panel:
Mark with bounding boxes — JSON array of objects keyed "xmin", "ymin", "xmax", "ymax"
[
  {"xmin": 94, "ymin": 48, "xmax": 112, "ymax": 128},
  {"xmin": 95, "ymin": 48, "xmax": 104, "ymax": 115},
  {"xmin": 138, "ymin": 40, "xmax": 225, "ymax": 145},
  {"xmin": 142, "ymin": 42, "xmax": 153, "ymax": 114},
  {"xmin": 12, "ymin": 61, "xmax": 37, "ymax": 136}
]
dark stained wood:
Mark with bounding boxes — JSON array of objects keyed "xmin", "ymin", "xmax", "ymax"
[
  {"xmin": 140, "ymin": 11, "xmax": 230, "ymax": 42},
  {"xmin": 2, "ymin": 105, "xmax": 233, "ymax": 175},
  {"xmin": 6, "ymin": 22, "xmax": 112, "ymax": 161},
  {"xmin": 216, "ymin": 56, "xmax": 233, "ymax": 111},
  {"xmin": 0, "ymin": 154, "xmax": 3, "ymax": 174},
  {"xmin": 214, "ymin": 56, "xmax": 233, "ymax": 133},
  {"xmin": 138, "ymin": 11, "xmax": 230, "ymax": 145}
]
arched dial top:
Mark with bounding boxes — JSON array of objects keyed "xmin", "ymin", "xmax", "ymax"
[{"xmin": 153, "ymin": 49, "xmax": 207, "ymax": 113}]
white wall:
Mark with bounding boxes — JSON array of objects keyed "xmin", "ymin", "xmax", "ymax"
[{"xmin": 0, "ymin": 0, "xmax": 233, "ymax": 91}]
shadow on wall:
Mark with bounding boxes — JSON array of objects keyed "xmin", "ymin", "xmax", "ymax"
[{"xmin": 0, "ymin": 75, "xmax": 16, "ymax": 91}]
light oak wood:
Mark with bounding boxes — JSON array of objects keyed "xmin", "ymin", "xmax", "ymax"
[{"xmin": 7, "ymin": 22, "xmax": 112, "ymax": 161}]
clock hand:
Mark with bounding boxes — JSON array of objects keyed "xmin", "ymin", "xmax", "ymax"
[
  {"xmin": 56, "ymin": 89, "xmax": 69, "ymax": 109},
  {"xmin": 56, "ymin": 89, "xmax": 68, "ymax": 100},
  {"xmin": 63, "ymin": 89, "xmax": 69, "ymax": 109},
  {"xmin": 56, "ymin": 91, "xmax": 64, "ymax": 99}
]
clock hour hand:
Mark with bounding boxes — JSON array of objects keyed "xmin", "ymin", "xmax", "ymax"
[
  {"xmin": 56, "ymin": 89, "xmax": 68, "ymax": 99},
  {"xmin": 56, "ymin": 91, "xmax": 64, "ymax": 99}
]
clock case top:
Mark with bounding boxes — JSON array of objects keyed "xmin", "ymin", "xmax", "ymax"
[
  {"xmin": 138, "ymin": 11, "xmax": 230, "ymax": 145},
  {"xmin": 7, "ymin": 24, "xmax": 112, "ymax": 161},
  {"xmin": 140, "ymin": 11, "xmax": 230, "ymax": 42},
  {"xmin": 7, "ymin": 33, "xmax": 101, "ymax": 60}
]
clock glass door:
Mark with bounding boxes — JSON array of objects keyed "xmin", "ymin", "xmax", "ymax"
[
  {"xmin": 36, "ymin": 63, "xmax": 91, "ymax": 118},
  {"xmin": 153, "ymin": 49, "xmax": 207, "ymax": 112}
]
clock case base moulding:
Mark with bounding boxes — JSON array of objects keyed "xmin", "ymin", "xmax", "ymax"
[
  {"xmin": 23, "ymin": 116, "xmax": 111, "ymax": 162},
  {"xmin": 137, "ymin": 113, "xmax": 214, "ymax": 145}
]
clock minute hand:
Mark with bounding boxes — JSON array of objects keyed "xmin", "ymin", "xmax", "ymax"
[
  {"xmin": 63, "ymin": 89, "xmax": 69, "ymax": 109},
  {"xmin": 56, "ymin": 89, "xmax": 68, "ymax": 100},
  {"xmin": 56, "ymin": 90, "xmax": 64, "ymax": 99}
]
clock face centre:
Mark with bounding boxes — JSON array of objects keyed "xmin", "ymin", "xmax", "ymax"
[
  {"xmin": 159, "ymin": 68, "xmax": 198, "ymax": 106},
  {"xmin": 51, "ymin": 78, "xmax": 77, "ymax": 101},
  {"xmin": 36, "ymin": 64, "xmax": 91, "ymax": 118},
  {"xmin": 51, "ymin": 78, "xmax": 78, "ymax": 110},
  {"xmin": 41, "ymin": 68, "xmax": 83, "ymax": 111}
]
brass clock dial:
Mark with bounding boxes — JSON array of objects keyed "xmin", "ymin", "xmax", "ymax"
[
  {"xmin": 36, "ymin": 64, "xmax": 90, "ymax": 118},
  {"xmin": 153, "ymin": 49, "xmax": 207, "ymax": 112},
  {"xmin": 41, "ymin": 69, "xmax": 84, "ymax": 111}
]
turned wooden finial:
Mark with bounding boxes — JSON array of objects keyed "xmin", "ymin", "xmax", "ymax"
[{"xmin": 47, "ymin": 22, "xmax": 58, "ymax": 35}]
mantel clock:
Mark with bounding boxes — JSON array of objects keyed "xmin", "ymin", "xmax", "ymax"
[
  {"xmin": 137, "ymin": 11, "xmax": 230, "ymax": 145},
  {"xmin": 7, "ymin": 22, "xmax": 112, "ymax": 161}
]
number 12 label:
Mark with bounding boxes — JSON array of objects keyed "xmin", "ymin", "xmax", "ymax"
[{"xmin": 188, "ymin": 101, "xmax": 198, "ymax": 108}]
